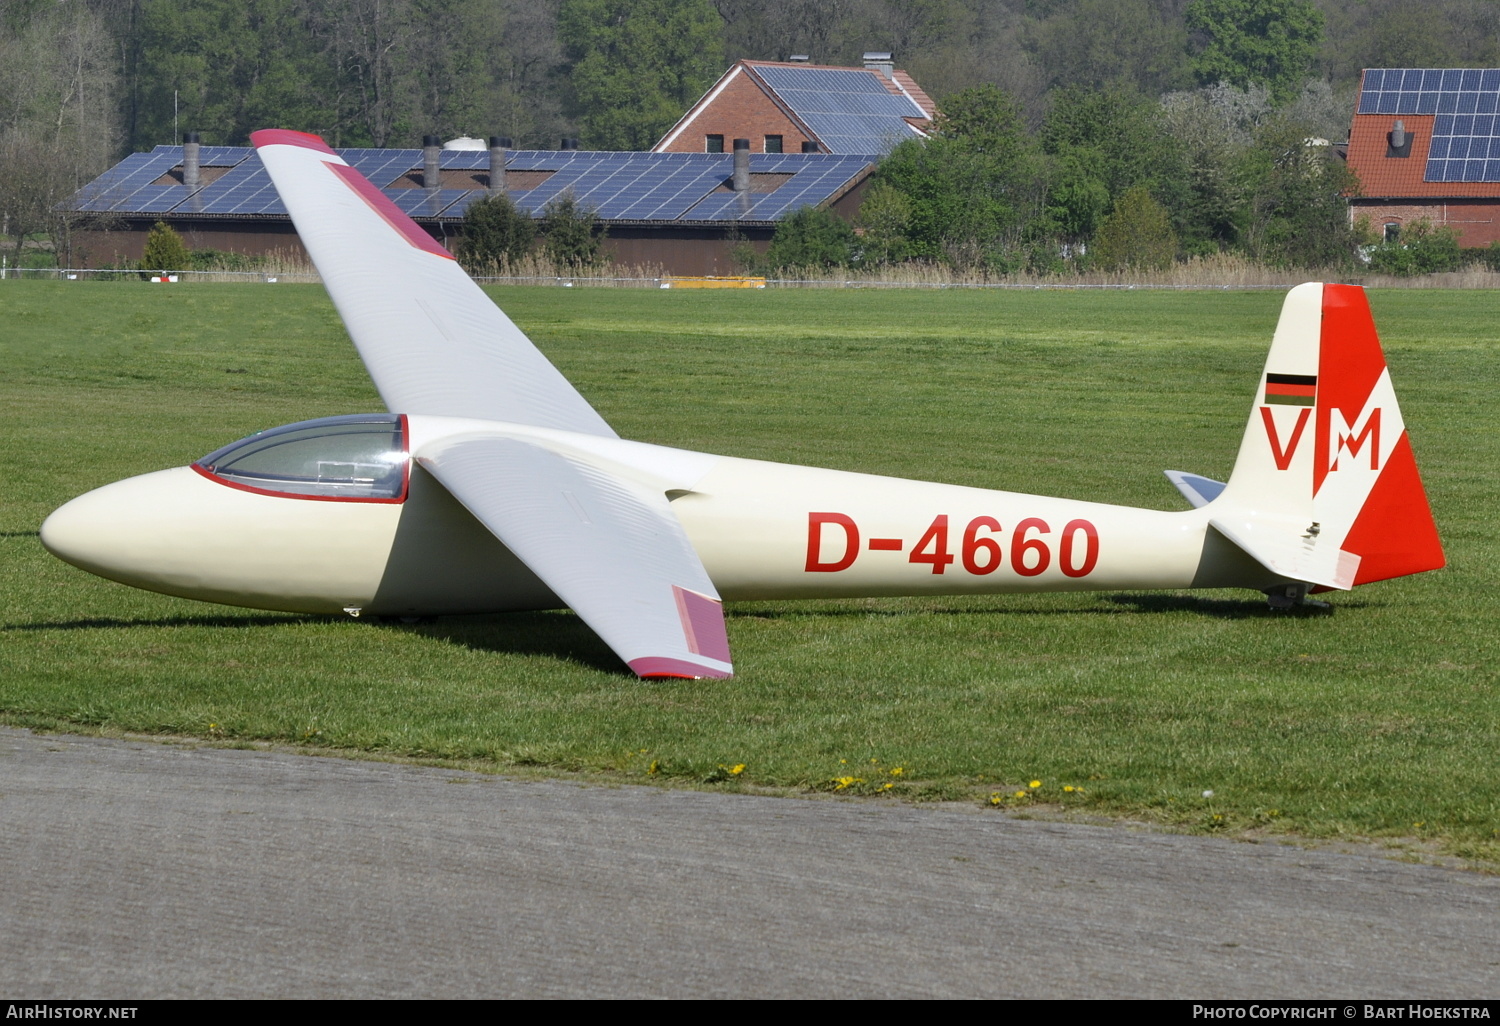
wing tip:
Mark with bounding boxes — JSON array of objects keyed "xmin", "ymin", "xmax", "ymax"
[
  {"xmin": 251, "ymin": 128, "xmax": 337, "ymax": 155},
  {"xmin": 629, "ymin": 656, "xmax": 733, "ymax": 680}
]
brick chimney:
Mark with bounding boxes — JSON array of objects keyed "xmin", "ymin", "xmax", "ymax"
[
  {"xmin": 489, "ymin": 136, "xmax": 510, "ymax": 193},
  {"xmin": 422, "ymin": 135, "xmax": 441, "ymax": 190},
  {"xmin": 182, "ymin": 132, "xmax": 201, "ymax": 190}
]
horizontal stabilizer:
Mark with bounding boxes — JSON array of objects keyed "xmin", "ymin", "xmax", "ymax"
[
  {"xmin": 1164, "ymin": 470, "xmax": 1226, "ymax": 509},
  {"xmin": 1208, "ymin": 513, "xmax": 1359, "ymax": 591}
]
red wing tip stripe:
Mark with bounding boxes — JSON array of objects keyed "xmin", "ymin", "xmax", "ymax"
[
  {"xmin": 324, "ymin": 161, "xmax": 455, "ymax": 261},
  {"xmin": 629, "ymin": 657, "xmax": 733, "ymax": 680},
  {"xmin": 250, "ymin": 129, "xmax": 336, "ymax": 155}
]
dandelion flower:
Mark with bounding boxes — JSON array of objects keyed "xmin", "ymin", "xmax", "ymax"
[
  {"xmin": 729, "ymin": 764, "xmax": 745, "ymax": 775},
  {"xmin": 1029, "ymin": 780, "xmax": 1041, "ymax": 789},
  {"xmin": 891, "ymin": 767, "xmax": 904, "ymax": 776},
  {"xmin": 1063, "ymin": 785, "xmax": 1075, "ymax": 793}
]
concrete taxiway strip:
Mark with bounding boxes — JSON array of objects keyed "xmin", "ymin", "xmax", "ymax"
[{"xmin": 1, "ymin": 727, "xmax": 1496, "ymax": 999}]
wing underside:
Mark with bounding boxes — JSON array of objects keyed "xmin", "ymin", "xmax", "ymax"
[{"xmin": 417, "ymin": 433, "xmax": 732, "ymax": 679}]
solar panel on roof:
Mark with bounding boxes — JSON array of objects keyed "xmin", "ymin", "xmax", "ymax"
[
  {"xmin": 751, "ymin": 64, "xmax": 925, "ymax": 154},
  {"xmin": 70, "ymin": 155, "xmax": 166, "ymax": 211},
  {"xmin": 195, "ymin": 146, "xmax": 247, "ymax": 166},
  {"xmin": 611, "ymin": 166, "xmax": 730, "ymax": 219},
  {"xmin": 679, "ymin": 155, "xmax": 871, "ymax": 222},
  {"xmin": 441, "ymin": 150, "xmax": 488, "ymax": 170},
  {"xmin": 390, "ymin": 189, "xmax": 466, "ymax": 217},
  {"xmin": 67, "ymin": 146, "xmax": 869, "ymax": 224},
  {"xmin": 757, "ymin": 66, "xmax": 893, "ymax": 95},
  {"xmin": 1359, "ymin": 68, "xmax": 1500, "ymax": 182}
]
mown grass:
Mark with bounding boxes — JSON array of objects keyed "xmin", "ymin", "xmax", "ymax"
[{"xmin": 2, "ymin": 281, "xmax": 1497, "ymax": 860}]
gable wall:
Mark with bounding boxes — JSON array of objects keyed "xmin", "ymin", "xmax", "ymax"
[{"xmin": 657, "ymin": 71, "xmax": 814, "ymax": 154}]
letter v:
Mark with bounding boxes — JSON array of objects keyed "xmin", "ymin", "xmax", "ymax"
[{"xmin": 1260, "ymin": 406, "xmax": 1311, "ymax": 471}]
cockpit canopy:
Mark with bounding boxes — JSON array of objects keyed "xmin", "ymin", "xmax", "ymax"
[{"xmin": 194, "ymin": 414, "xmax": 408, "ymax": 501}]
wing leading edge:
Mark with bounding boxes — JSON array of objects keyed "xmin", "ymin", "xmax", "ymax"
[
  {"xmin": 417, "ymin": 433, "xmax": 732, "ymax": 679},
  {"xmin": 250, "ymin": 129, "xmax": 615, "ymax": 438}
]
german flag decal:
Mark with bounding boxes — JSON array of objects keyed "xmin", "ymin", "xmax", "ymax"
[{"xmin": 1264, "ymin": 373, "xmax": 1317, "ymax": 406}]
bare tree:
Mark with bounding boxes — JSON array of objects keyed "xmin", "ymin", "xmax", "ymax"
[{"xmin": 0, "ymin": 3, "xmax": 119, "ymax": 264}]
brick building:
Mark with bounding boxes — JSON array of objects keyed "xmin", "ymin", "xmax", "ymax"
[
  {"xmin": 653, "ymin": 55, "xmax": 935, "ymax": 156},
  {"xmin": 1347, "ymin": 68, "xmax": 1500, "ymax": 247}
]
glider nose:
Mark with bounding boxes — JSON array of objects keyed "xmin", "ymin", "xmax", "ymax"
[
  {"xmin": 42, "ymin": 479, "xmax": 141, "ymax": 579},
  {"xmin": 41, "ymin": 467, "xmax": 200, "ymax": 585}
]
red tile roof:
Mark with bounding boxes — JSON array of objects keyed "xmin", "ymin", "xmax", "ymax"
[
  {"xmin": 892, "ymin": 71, "xmax": 937, "ymax": 119},
  {"xmin": 1348, "ymin": 115, "xmax": 1500, "ymax": 197}
]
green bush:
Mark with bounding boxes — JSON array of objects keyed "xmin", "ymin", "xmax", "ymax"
[
  {"xmin": 761, "ymin": 205, "xmax": 858, "ymax": 272},
  {"xmin": 856, "ymin": 182, "xmax": 912, "ymax": 266},
  {"xmin": 8, "ymin": 250, "xmax": 58, "ymax": 270},
  {"xmin": 458, "ymin": 193, "xmax": 535, "ymax": 273},
  {"xmin": 1461, "ymin": 244, "xmax": 1500, "ymax": 271},
  {"xmin": 1242, "ymin": 120, "xmax": 1362, "ymax": 269},
  {"xmin": 139, "ymin": 221, "xmax": 189, "ymax": 277},
  {"xmin": 874, "ymin": 85, "xmax": 1037, "ymax": 269},
  {"xmin": 538, "ymin": 193, "xmax": 606, "ymax": 271},
  {"xmin": 1090, "ymin": 186, "xmax": 1178, "ymax": 271},
  {"xmin": 1366, "ymin": 220, "xmax": 1463, "ymax": 276}
]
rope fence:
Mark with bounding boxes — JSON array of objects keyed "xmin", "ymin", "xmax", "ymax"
[
  {"xmin": 4, "ymin": 264, "xmax": 1495, "ymax": 290},
  {"xmin": 0, "ymin": 266, "xmax": 1318, "ymax": 290}
]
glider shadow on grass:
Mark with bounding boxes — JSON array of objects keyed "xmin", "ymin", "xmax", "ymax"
[
  {"xmin": 3, "ymin": 610, "xmax": 624, "ymax": 675},
  {"xmin": 1104, "ymin": 593, "xmax": 1350, "ymax": 618}
]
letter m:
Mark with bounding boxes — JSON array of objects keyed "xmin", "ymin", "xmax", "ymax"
[{"xmin": 1329, "ymin": 405, "xmax": 1381, "ymax": 473}]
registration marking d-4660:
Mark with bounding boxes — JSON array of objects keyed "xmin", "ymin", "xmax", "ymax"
[{"xmin": 805, "ymin": 512, "xmax": 1100, "ymax": 577}]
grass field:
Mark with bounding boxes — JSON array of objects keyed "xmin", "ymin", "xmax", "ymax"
[{"xmin": 2, "ymin": 280, "xmax": 1497, "ymax": 862}]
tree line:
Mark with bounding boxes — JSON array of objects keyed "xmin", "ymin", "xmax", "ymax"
[{"xmin": 757, "ymin": 79, "xmax": 1368, "ymax": 276}]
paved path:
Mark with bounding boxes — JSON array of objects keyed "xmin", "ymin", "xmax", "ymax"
[{"xmin": 1, "ymin": 727, "xmax": 1496, "ymax": 999}]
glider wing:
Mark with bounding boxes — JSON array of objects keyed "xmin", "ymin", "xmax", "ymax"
[
  {"xmin": 416, "ymin": 433, "xmax": 732, "ymax": 679},
  {"xmin": 250, "ymin": 129, "xmax": 615, "ymax": 438}
]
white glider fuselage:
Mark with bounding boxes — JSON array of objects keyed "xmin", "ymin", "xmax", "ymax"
[{"xmin": 42, "ymin": 413, "xmax": 1255, "ymax": 619}]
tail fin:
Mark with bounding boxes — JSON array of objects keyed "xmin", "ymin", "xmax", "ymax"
[{"xmin": 1210, "ymin": 283, "xmax": 1444, "ymax": 590}]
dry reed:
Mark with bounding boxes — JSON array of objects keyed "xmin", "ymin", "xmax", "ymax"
[{"xmin": 35, "ymin": 246, "xmax": 1500, "ymax": 290}]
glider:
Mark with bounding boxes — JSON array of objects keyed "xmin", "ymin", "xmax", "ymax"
[{"xmin": 41, "ymin": 129, "xmax": 1446, "ymax": 679}]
